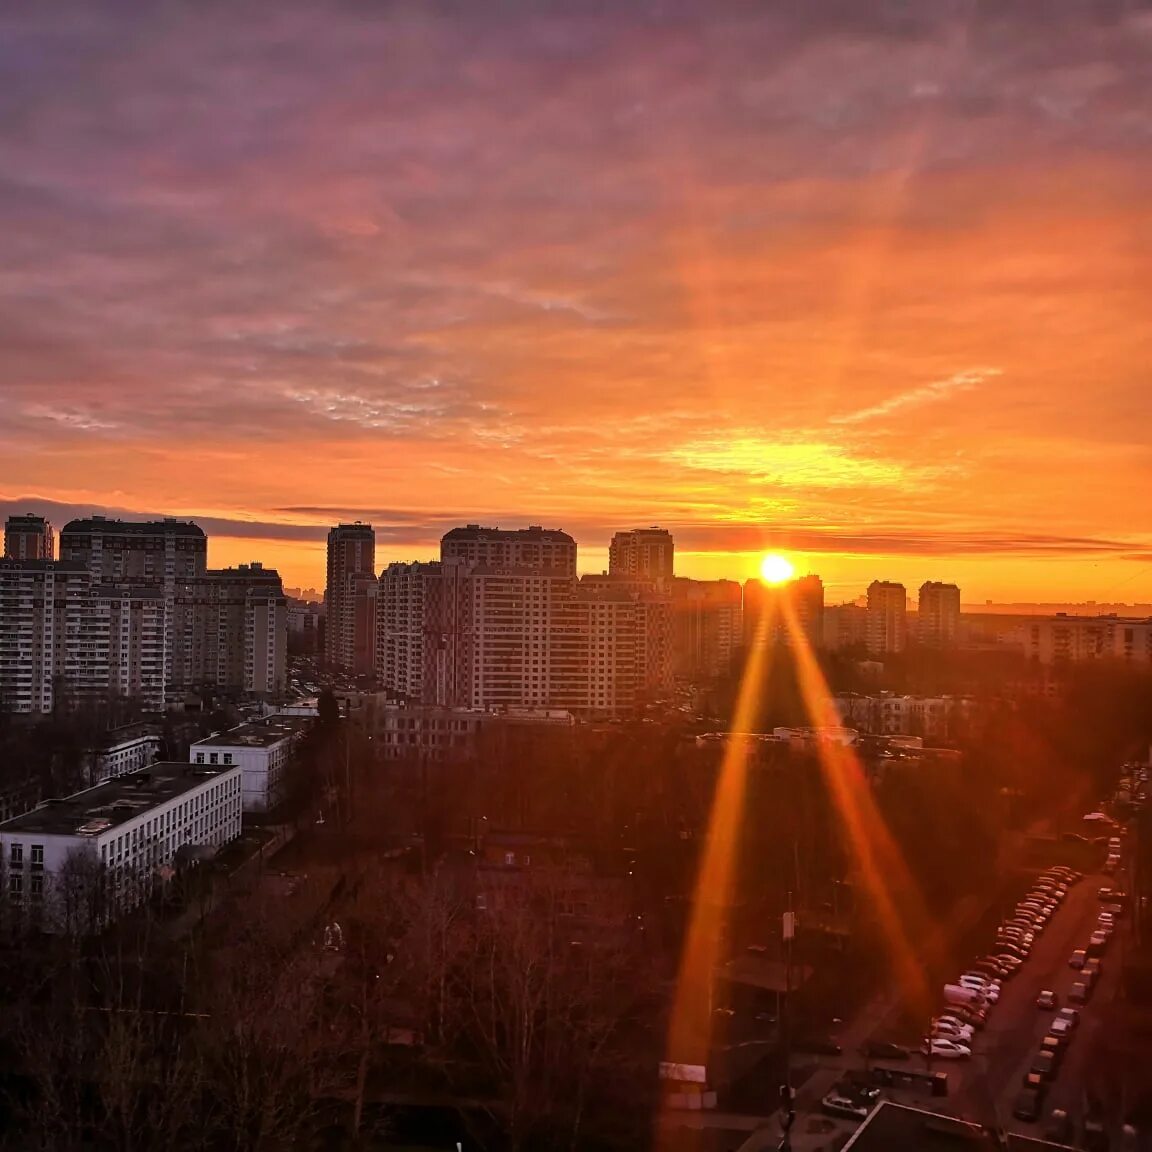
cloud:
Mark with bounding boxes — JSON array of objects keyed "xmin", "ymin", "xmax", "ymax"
[{"xmin": 831, "ymin": 368, "xmax": 1001, "ymax": 426}]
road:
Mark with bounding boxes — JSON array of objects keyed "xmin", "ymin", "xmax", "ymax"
[{"xmin": 950, "ymin": 867, "xmax": 1111, "ymax": 1124}]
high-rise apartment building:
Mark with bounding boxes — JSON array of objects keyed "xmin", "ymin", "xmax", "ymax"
[
  {"xmin": 441, "ymin": 524, "xmax": 576, "ymax": 576},
  {"xmin": 670, "ymin": 578, "xmax": 743, "ymax": 679},
  {"xmin": 824, "ymin": 603, "xmax": 869, "ymax": 651},
  {"xmin": 608, "ymin": 527, "xmax": 674, "ymax": 588},
  {"xmin": 169, "ymin": 564, "xmax": 288, "ymax": 701},
  {"xmin": 4, "ymin": 514, "xmax": 55, "ymax": 561},
  {"xmin": 743, "ymin": 574, "xmax": 825, "ymax": 651},
  {"xmin": 375, "ymin": 526, "xmax": 671, "ymax": 716},
  {"xmin": 325, "ymin": 523, "xmax": 376, "ymax": 671},
  {"xmin": 866, "ymin": 581, "xmax": 908, "ymax": 655},
  {"xmin": 60, "ymin": 517, "xmax": 206, "ymax": 583},
  {"xmin": 1, "ymin": 521, "xmax": 287, "ymax": 714},
  {"xmin": 918, "ymin": 582, "xmax": 961, "ymax": 648},
  {"xmin": 0, "ymin": 560, "xmax": 95, "ymax": 713}
]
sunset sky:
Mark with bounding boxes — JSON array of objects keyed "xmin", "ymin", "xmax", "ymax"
[{"xmin": 3, "ymin": 0, "xmax": 1152, "ymax": 601}]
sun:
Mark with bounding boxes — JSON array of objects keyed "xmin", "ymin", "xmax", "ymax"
[{"xmin": 759, "ymin": 552, "xmax": 795, "ymax": 585}]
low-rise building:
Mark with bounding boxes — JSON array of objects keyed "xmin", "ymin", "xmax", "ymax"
[
  {"xmin": 829, "ymin": 693, "xmax": 974, "ymax": 740},
  {"xmin": 83, "ymin": 722, "xmax": 163, "ymax": 785},
  {"xmin": 0, "ymin": 762, "xmax": 241, "ymax": 932},
  {"xmin": 190, "ymin": 716, "xmax": 311, "ymax": 812}
]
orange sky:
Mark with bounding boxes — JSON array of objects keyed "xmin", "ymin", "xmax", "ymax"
[{"xmin": 3, "ymin": 2, "xmax": 1152, "ymax": 602}]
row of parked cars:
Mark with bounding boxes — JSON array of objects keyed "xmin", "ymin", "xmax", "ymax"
[
  {"xmin": 920, "ymin": 865, "xmax": 1084, "ymax": 1062},
  {"xmin": 1013, "ymin": 853, "xmax": 1124, "ymax": 1132}
]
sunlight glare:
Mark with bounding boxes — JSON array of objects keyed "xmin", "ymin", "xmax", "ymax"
[{"xmin": 759, "ymin": 552, "xmax": 795, "ymax": 585}]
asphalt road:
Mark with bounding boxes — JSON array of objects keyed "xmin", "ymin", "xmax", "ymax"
[{"xmin": 950, "ymin": 866, "xmax": 1120, "ymax": 1131}]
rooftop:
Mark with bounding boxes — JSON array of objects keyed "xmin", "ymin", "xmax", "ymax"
[
  {"xmin": 841, "ymin": 1101, "xmax": 1075, "ymax": 1152},
  {"xmin": 442, "ymin": 524, "xmax": 575, "ymax": 543},
  {"xmin": 193, "ymin": 716, "xmax": 312, "ymax": 749},
  {"xmin": 0, "ymin": 763, "xmax": 237, "ymax": 838},
  {"xmin": 61, "ymin": 516, "xmax": 205, "ymax": 536}
]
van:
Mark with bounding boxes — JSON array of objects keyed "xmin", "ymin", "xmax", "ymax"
[{"xmin": 943, "ymin": 984, "xmax": 986, "ymax": 1009}]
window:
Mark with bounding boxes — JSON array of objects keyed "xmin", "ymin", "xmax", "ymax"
[
  {"xmin": 8, "ymin": 874, "xmax": 22, "ymax": 896},
  {"xmin": 195, "ymin": 753, "xmax": 205, "ymax": 764},
  {"xmin": 30, "ymin": 873, "xmax": 43, "ymax": 899},
  {"xmin": 223, "ymin": 753, "xmax": 233, "ymax": 765},
  {"xmin": 503, "ymin": 851, "xmax": 516, "ymax": 866},
  {"xmin": 209, "ymin": 753, "xmax": 218, "ymax": 765},
  {"xmin": 9, "ymin": 844, "xmax": 22, "ymax": 866},
  {"xmin": 30, "ymin": 845, "xmax": 43, "ymax": 868}
]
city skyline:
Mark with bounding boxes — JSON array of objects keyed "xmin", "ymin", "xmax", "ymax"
[{"xmin": 4, "ymin": 3, "xmax": 1152, "ymax": 601}]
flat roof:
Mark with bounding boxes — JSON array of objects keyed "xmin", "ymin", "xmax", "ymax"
[
  {"xmin": 0, "ymin": 763, "xmax": 237, "ymax": 838},
  {"xmin": 192, "ymin": 717, "xmax": 311, "ymax": 749},
  {"xmin": 842, "ymin": 1101, "xmax": 1076, "ymax": 1151}
]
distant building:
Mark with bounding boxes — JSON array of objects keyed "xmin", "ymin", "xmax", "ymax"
[
  {"xmin": 60, "ymin": 516, "xmax": 206, "ymax": 583},
  {"xmin": 190, "ymin": 716, "xmax": 311, "ymax": 812},
  {"xmin": 830, "ymin": 693, "xmax": 974, "ymax": 739},
  {"xmin": 670, "ymin": 578, "xmax": 743, "ymax": 680},
  {"xmin": 441, "ymin": 523, "xmax": 577, "ymax": 576},
  {"xmin": 0, "ymin": 762, "xmax": 242, "ymax": 933},
  {"xmin": 1025, "ymin": 614, "xmax": 1152, "ymax": 665},
  {"xmin": 83, "ymin": 723, "xmax": 163, "ymax": 785},
  {"xmin": 918, "ymin": 582, "xmax": 961, "ymax": 648},
  {"xmin": 3, "ymin": 514, "xmax": 54, "ymax": 561},
  {"xmin": 866, "ymin": 581, "xmax": 907, "ymax": 654},
  {"xmin": 325, "ymin": 522, "xmax": 376, "ymax": 672},
  {"xmin": 286, "ymin": 598, "xmax": 323, "ymax": 653},
  {"xmin": 824, "ymin": 602, "xmax": 869, "ymax": 651},
  {"xmin": 608, "ymin": 527, "xmax": 675, "ymax": 588},
  {"xmin": 743, "ymin": 575, "xmax": 824, "ymax": 650}
]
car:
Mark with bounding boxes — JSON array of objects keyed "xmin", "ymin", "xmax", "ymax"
[
  {"xmin": 1029, "ymin": 1050, "xmax": 1058, "ymax": 1082},
  {"xmin": 997, "ymin": 942, "xmax": 1029, "ymax": 959},
  {"xmin": 939, "ymin": 1005, "xmax": 986, "ymax": 1029},
  {"xmin": 1099, "ymin": 886, "xmax": 1119, "ymax": 900},
  {"xmin": 1013, "ymin": 1088, "xmax": 1044, "ymax": 1122},
  {"xmin": 1049, "ymin": 1017, "xmax": 1075, "ymax": 1039},
  {"xmin": 1089, "ymin": 931, "xmax": 1109, "ymax": 952},
  {"xmin": 1043, "ymin": 1108, "xmax": 1074, "ymax": 1143},
  {"xmin": 931, "ymin": 1020, "xmax": 974, "ymax": 1042},
  {"xmin": 959, "ymin": 976, "xmax": 1000, "ymax": 1003},
  {"xmin": 990, "ymin": 955, "xmax": 1023, "ymax": 974},
  {"xmin": 862, "ymin": 1040, "xmax": 911, "ymax": 1061},
  {"xmin": 795, "ymin": 1037, "xmax": 843, "ymax": 1056},
  {"xmin": 921, "ymin": 1038, "xmax": 971, "ymax": 1060},
  {"xmin": 1070, "ymin": 949, "xmax": 1087, "ymax": 969},
  {"xmin": 1068, "ymin": 981, "xmax": 1091, "ymax": 1005},
  {"xmin": 1098, "ymin": 911, "xmax": 1116, "ymax": 925},
  {"xmin": 821, "ymin": 1090, "xmax": 874, "ymax": 1121},
  {"xmin": 1056, "ymin": 1008, "xmax": 1081, "ymax": 1030},
  {"xmin": 1039, "ymin": 1036, "xmax": 1065, "ymax": 1066},
  {"xmin": 1083, "ymin": 958, "xmax": 1102, "ymax": 979},
  {"xmin": 1036, "ymin": 990, "xmax": 1058, "ymax": 1010}
]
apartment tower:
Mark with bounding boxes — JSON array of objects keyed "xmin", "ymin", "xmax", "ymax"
[
  {"xmin": 918, "ymin": 582, "xmax": 961, "ymax": 648},
  {"xmin": 325, "ymin": 522, "xmax": 376, "ymax": 671},
  {"xmin": 4, "ymin": 514, "xmax": 55, "ymax": 561}
]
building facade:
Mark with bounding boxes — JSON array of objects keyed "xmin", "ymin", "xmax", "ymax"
[
  {"xmin": 670, "ymin": 579, "xmax": 743, "ymax": 680},
  {"xmin": 824, "ymin": 603, "xmax": 869, "ymax": 651},
  {"xmin": 325, "ymin": 523, "xmax": 376, "ymax": 671},
  {"xmin": 3, "ymin": 514, "xmax": 54, "ymax": 561},
  {"xmin": 84, "ymin": 724, "xmax": 163, "ymax": 785},
  {"xmin": 191, "ymin": 716, "xmax": 309, "ymax": 811},
  {"xmin": 866, "ymin": 581, "xmax": 908, "ymax": 655},
  {"xmin": 608, "ymin": 527, "xmax": 675, "ymax": 588},
  {"xmin": 441, "ymin": 524, "xmax": 576, "ymax": 576},
  {"xmin": 0, "ymin": 762, "xmax": 242, "ymax": 932},
  {"xmin": 1024, "ymin": 614, "xmax": 1152, "ymax": 665},
  {"xmin": 743, "ymin": 574, "xmax": 825, "ymax": 651},
  {"xmin": 917, "ymin": 582, "xmax": 961, "ymax": 648},
  {"xmin": 60, "ymin": 517, "xmax": 207, "ymax": 584}
]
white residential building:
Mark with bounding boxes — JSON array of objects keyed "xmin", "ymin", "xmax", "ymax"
[
  {"xmin": 84, "ymin": 724, "xmax": 163, "ymax": 785},
  {"xmin": 829, "ymin": 693, "xmax": 974, "ymax": 740},
  {"xmin": 190, "ymin": 716, "xmax": 310, "ymax": 812},
  {"xmin": 0, "ymin": 762, "xmax": 241, "ymax": 932},
  {"xmin": 1024, "ymin": 615, "xmax": 1152, "ymax": 665}
]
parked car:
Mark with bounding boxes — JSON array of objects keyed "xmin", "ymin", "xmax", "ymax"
[
  {"xmin": 821, "ymin": 1090, "xmax": 874, "ymax": 1120},
  {"xmin": 1036, "ymin": 990, "xmax": 1058, "ymax": 1010},
  {"xmin": 1068, "ymin": 982, "xmax": 1091, "ymax": 1005},
  {"xmin": 1042, "ymin": 1108, "xmax": 1073, "ymax": 1142},
  {"xmin": 1056, "ymin": 1008, "xmax": 1081, "ymax": 1030},
  {"xmin": 1069, "ymin": 949, "xmax": 1087, "ymax": 969},
  {"xmin": 921, "ymin": 1038, "xmax": 971, "ymax": 1060},
  {"xmin": 1029, "ymin": 1050, "xmax": 1058, "ymax": 1082},
  {"xmin": 1049, "ymin": 1017, "xmax": 1075, "ymax": 1039},
  {"xmin": 1088, "ymin": 931, "xmax": 1109, "ymax": 954},
  {"xmin": 862, "ymin": 1040, "xmax": 911, "ymax": 1061},
  {"xmin": 1013, "ymin": 1088, "xmax": 1044, "ymax": 1122},
  {"xmin": 1083, "ymin": 958, "xmax": 1102, "ymax": 979},
  {"xmin": 931, "ymin": 1019, "xmax": 974, "ymax": 1042}
]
